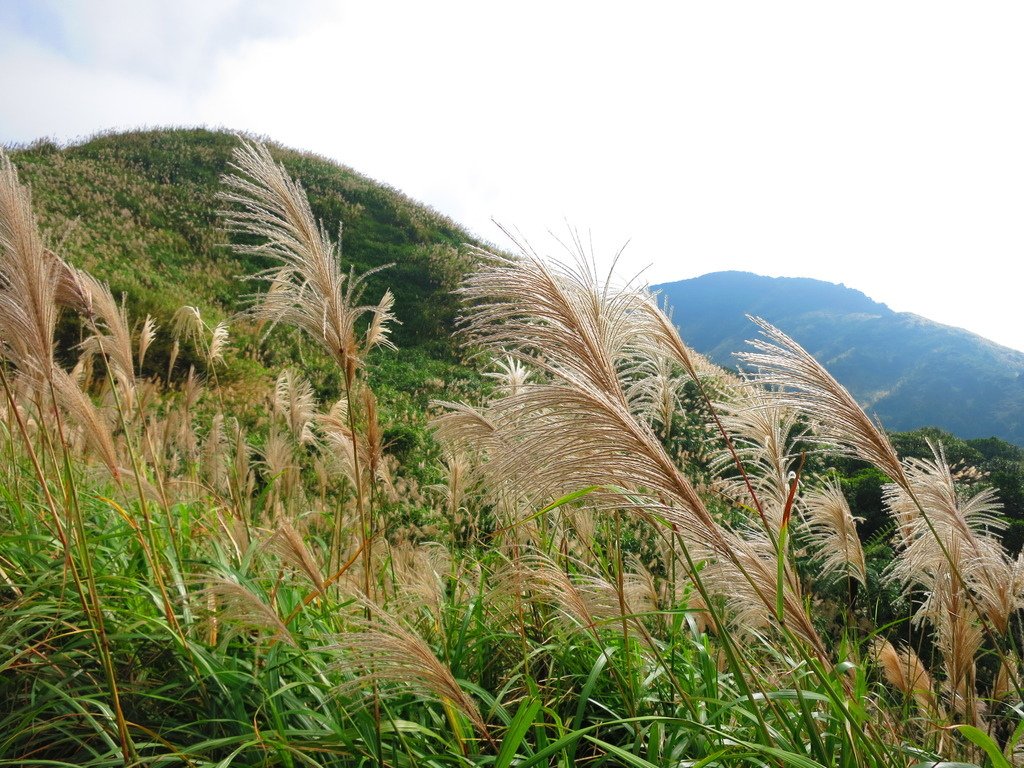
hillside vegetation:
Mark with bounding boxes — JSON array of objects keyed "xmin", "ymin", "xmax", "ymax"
[
  {"xmin": 1, "ymin": 131, "xmax": 1024, "ymax": 767},
  {"xmin": 14, "ymin": 129, "xmax": 477, "ymax": 347},
  {"xmin": 9, "ymin": 128, "xmax": 494, "ymax": 488},
  {"xmin": 11, "ymin": 129, "xmax": 487, "ymax": 410}
]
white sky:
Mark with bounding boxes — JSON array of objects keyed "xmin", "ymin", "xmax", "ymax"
[{"xmin": 2, "ymin": 1, "xmax": 1023, "ymax": 350}]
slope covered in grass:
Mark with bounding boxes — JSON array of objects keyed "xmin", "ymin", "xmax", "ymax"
[
  {"xmin": 8, "ymin": 128, "xmax": 492, "ymax": 451},
  {"xmin": 11, "ymin": 128, "xmax": 483, "ymax": 367}
]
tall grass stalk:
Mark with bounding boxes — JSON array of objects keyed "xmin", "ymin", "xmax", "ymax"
[
  {"xmin": 46, "ymin": 377, "xmax": 137, "ymax": 764},
  {"xmin": 743, "ymin": 316, "xmax": 1024, "ymax": 705},
  {"xmin": 97, "ymin": 331, "xmax": 186, "ymax": 639}
]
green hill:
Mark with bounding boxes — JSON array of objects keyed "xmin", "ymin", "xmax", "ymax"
[
  {"xmin": 13, "ymin": 128, "xmax": 478, "ymax": 345},
  {"xmin": 9, "ymin": 127, "xmax": 489, "ymax": 410}
]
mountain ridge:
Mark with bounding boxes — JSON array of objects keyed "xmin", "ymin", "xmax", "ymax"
[{"xmin": 654, "ymin": 270, "xmax": 1024, "ymax": 444}]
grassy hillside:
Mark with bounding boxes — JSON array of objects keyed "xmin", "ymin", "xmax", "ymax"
[
  {"xmin": 13, "ymin": 129, "xmax": 477, "ymax": 343},
  {"xmin": 8, "ymin": 128, "xmax": 494, "ymax": 462},
  {"xmin": 655, "ymin": 270, "xmax": 1024, "ymax": 443},
  {"xmin": 12, "ymin": 129, "xmax": 483, "ymax": 380}
]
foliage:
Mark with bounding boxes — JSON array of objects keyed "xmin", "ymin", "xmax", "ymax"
[
  {"xmin": 10, "ymin": 128, "xmax": 484, "ymax": 375},
  {"xmin": 1, "ymin": 132, "xmax": 1023, "ymax": 768}
]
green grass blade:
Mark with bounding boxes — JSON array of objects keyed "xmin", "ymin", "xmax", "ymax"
[{"xmin": 494, "ymin": 695, "xmax": 541, "ymax": 768}]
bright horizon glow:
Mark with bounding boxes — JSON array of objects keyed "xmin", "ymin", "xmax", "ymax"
[{"xmin": 2, "ymin": 1, "xmax": 1023, "ymax": 351}]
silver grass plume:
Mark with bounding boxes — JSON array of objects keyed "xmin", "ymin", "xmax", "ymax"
[
  {"xmin": 577, "ymin": 568, "xmax": 658, "ymax": 638},
  {"xmin": 49, "ymin": 367, "xmax": 121, "ymax": 477},
  {"xmin": 894, "ymin": 531, "xmax": 983, "ymax": 719},
  {"xmin": 386, "ymin": 541, "xmax": 451, "ymax": 629},
  {"xmin": 429, "ymin": 402, "xmax": 529, "ymax": 533},
  {"xmin": 457, "ymin": 246, "xmax": 825, "ymax": 653},
  {"xmin": 172, "ymin": 305, "xmax": 228, "ymax": 369},
  {"xmin": 737, "ymin": 316, "xmax": 908, "ymax": 489},
  {"xmin": 623, "ymin": 350, "xmax": 689, "ymax": 439},
  {"xmin": 259, "ymin": 425, "xmax": 300, "ymax": 514},
  {"xmin": 0, "ymin": 153, "xmax": 121, "ymax": 478},
  {"xmin": 701, "ymin": 526, "xmax": 811, "ymax": 642},
  {"xmin": 871, "ymin": 638, "xmax": 940, "ymax": 716},
  {"xmin": 431, "ymin": 401, "xmax": 501, "ymax": 460},
  {"xmin": 491, "ymin": 553, "xmax": 657, "ymax": 645},
  {"xmin": 709, "ymin": 384, "xmax": 805, "ymax": 529},
  {"xmin": 209, "ymin": 320, "xmax": 230, "ymax": 366},
  {"xmin": 329, "ymin": 598, "xmax": 489, "ymax": 739},
  {"xmin": 994, "ymin": 651, "xmax": 1023, "ymax": 703},
  {"xmin": 137, "ymin": 314, "xmax": 157, "ymax": 371},
  {"xmin": 884, "ymin": 442, "xmax": 1004, "ymax": 547},
  {"xmin": 799, "ymin": 477, "xmax": 866, "ymax": 585},
  {"xmin": 429, "ymin": 449, "xmax": 473, "ymax": 520},
  {"xmin": 172, "ymin": 306, "xmax": 206, "ymax": 352},
  {"xmin": 140, "ymin": 412, "xmax": 166, "ymax": 472},
  {"xmin": 167, "ymin": 339, "xmax": 180, "ymax": 380},
  {"xmin": 202, "ymin": 413, "xmax": 230, "ymax": 495},
  {"xmin": 642, "ymin": 294, "xmax": 734, "ymax": 388},
  {"xmin": 75, "ymin": 273, "xmax": 138, "ymax": 413},
  {"xmin": 267, "ymin": 519, "xmax": 326, "ymax": 593},
  {"xmin": 180, "ymin": 365, "xmax": 204, "ymax": 411},
  {"xmin": 219, "ymin": 139, "xmax": 397, "ymax": 379},
  {"xmin": 886, "ymin": 443, "xmax": 1012, "ymax": 631},
  {"xmin": 203, "ymin": 575, "xmax": 294, "ymax": 647},
  {"xmin": 216, "ymin": 508, "xmax": 251, "ymax": 564},
  {"xmin": 135, "ymin": 378, "xmax": 160, "ymax": 419},
  {"xmin": 274, "ymin": 367, "xmax": 317, "ymax": 444},
  {"xmin": 231, "ymin": 421, "xmax": 255, "ymax": 518},
  {"xmin": 461, "ymin": 243, "xmax": 654, "ymax": 396},
  {"xmin": 489, "ymin": 554, "xmax": 597, "ymax": 634},
  {"xmin": 361, "ymin": 386, "xmax": 388, "ymax": 495},
  {"xmin": 985, "ymin": 550, "xmax": 1024, "ymax": 638},
  {"xmin": 484, "ymin": 354, "xmax": 533, "ymax": 398},
  {"xmin": 165, "ymin": 368, "xmax": 201, "ymax": 466},
  {"xmin": 317, "ymin": 394, "xmax": 393, "ymax": 496},
  {"xmin": 0, "ymin": 150, "xmax": 60, "ymax": 380},
  {"xmin": 458, "ymin": 248, "xmax": 721, "ymax": 540},
  {"xmin": 734, "ymin": 317, "xmax": 1009, "ymax": 673}
]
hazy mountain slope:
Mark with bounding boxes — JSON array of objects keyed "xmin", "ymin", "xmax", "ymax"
[{"xmin": 654, "ymin": 271, "xmax": 1024, "ymax": 443}]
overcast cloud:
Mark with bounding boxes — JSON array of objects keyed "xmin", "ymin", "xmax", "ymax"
[{"xmin": 2, "ymin": 1, "xmax": 1023, "ymax": 350}]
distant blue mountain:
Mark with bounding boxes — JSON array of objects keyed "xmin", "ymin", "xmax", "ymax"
[{"xmin": 653, "ymin": 271, "xmax": 1024, "ymax": 444}]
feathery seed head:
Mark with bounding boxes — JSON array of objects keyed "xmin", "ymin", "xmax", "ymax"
[
  {"xmin": 220, "ymin": 139, "xmax": 396, "ymax": 375},
  {"xmin": 202, "ymin": 575, "xmax": 294, "ymax": 647},
  {"xmin": 329, "ymin": 599, "xmax": 489, "ymax": 738},
  {"xmin": 738, "ymin": 317, "xmax": 908, "ymax": 489},
  {"xmin": 871, "ymin": 638, "xmax": 938, "ymax": 714},
  {"xmin": 137, "ymin": 314, "xmax": 157, "ymax": 371},
  {"xmin": 800, "ymin": 477, "xmax": 867, "ymax": 584}
]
